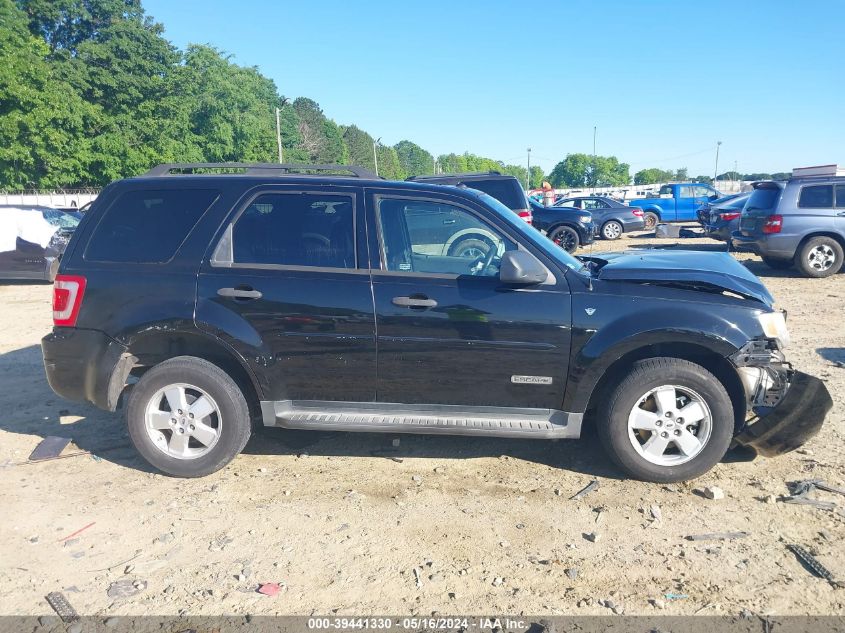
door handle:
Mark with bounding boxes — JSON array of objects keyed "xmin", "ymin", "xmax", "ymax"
[
  {"xmin": 392, "ymin": 295, "xmax": 437, "ymax": 309},
  {"xmin": 218, "ymin": 286, "xmax": 263, "ymax": 300},
  {"xmin": 837, "ymin": 211, "xmax": 845, "ymax": 217}
]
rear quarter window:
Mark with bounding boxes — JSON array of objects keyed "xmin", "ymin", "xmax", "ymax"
[
  {"xmin": 463, "ymin": 179, "xmax": 527, "ymax": 211},
  {"xmin": 85, "ymin": 189, "xmax": 219, "ymax": 263},
  {"xmin": 798, "ymin": 185, "xmax": 833, "ymax": 208}
]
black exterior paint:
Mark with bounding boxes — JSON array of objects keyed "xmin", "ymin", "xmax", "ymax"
[{"xmin": 528, "ymin": 199, "xmax": 595, "ymax": 247}]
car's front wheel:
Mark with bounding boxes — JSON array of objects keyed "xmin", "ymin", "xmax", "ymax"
[
  {"xmin": 795, "ymin": 236, "xmax": 843, "ymax": 278},
  {"xmin": 597, "ymin": 357, "xmax": 734, "ymax": 482},
  {"xmin": 548, "ymin": 225, "xmax": 580, "ymax": 253},
  {"xmin": 126, "ymin": 356, "xmax": 251, "ymax": 477},
  {"xmin": 601, "ymin": 220, "xmax": 624, "ymax": 240}
]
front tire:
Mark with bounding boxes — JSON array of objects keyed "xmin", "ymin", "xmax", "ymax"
[
  {"xmin": 795, "ymin": 236, "xmax": 843, "ymax": 278},
  {"xmin": 126, "ymin": 356, "xmax": 251, "ymax": 477},
  {"xmin": 597, "ymin": 357, "xmax": 734, "ymax": 482},
  {"xmin": 548, "ymin": 225, "xmax": 580, "ymax": 253}
]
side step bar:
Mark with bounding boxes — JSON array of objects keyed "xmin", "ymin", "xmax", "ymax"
[{"xmin": 260, "ymin": 400, "xmax": 582, "ymax": 439}]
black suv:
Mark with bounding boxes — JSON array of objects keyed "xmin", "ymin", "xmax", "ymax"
[{"xmin": 42, "ymin": 163, "xmax": 831, "ymax": 481}]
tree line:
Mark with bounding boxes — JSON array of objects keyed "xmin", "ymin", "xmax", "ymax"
[{"xmin": 0, "ymin": 0, "xmax": 786, "ymax": 192}]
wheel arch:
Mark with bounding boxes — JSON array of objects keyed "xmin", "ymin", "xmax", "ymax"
[
  {"xmin": 579, "ymin": 341, "xmax": 746, "ymax": 434},
  {"xmin": 795, "ymin": 230, "xmax": 845, "ymax": 252}
]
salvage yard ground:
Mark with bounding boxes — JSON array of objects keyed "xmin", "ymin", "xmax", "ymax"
[{"xmin": 0, "ymin": 231, "xmax": 843, "ymax": 617}]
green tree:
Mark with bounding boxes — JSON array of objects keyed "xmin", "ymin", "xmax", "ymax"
[
  {"xmin": 394, "ymin": 140, "xmax": 434, "ymax": 176},
  {"xmin": 528, "ymin": 165, "xmax": 545, "ymax": 189},
  {"xmin": 342, "ymin": 125, "xmax": 376, "ymax": 171},
  {"xmin": 550, "ymin": 154, "xmax": 630, "ymax": 188},
  {"xmin": 634, "ymin": 167, "xmax": 674, "ymax": 185},
  {"xmin": 292, "ymin": 97, "xmax": 347, "ymax": 164},
  {"xmin": 692, "ymin": 175, "xmax": 714, "ymax": 184},
  {"xmin": 674, "ymin": 167, "xmax": 688, "ymax": 181},
  {"xmin": 376, "ymin": 145, "xmax": 404, "ymax": 180}
]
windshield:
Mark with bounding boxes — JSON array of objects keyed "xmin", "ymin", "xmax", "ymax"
[
  {"xmin": 714, "ymin": 193, "xmax": 751, "ymax": 210},
  {"xmin": 42, "ymin": 209, "xmax": 81, "ymax": 229},
  {"xmin": 473, "ymin": 191, "xmax": 587, "ymax": 273}
]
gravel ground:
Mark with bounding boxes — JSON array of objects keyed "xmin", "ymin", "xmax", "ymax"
[{"xmin": 0, "ymin": 230, "xmax": 843, "ymax": 618}]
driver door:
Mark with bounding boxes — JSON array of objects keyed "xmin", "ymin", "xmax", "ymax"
[{"xmin": 366, "ymin": 190, "xmax": 572, "ymax": 409}]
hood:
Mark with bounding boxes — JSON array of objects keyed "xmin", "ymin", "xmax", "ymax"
[{"xmin": 589, "ymin": 249, "xmax": 774, "ymax": 305}]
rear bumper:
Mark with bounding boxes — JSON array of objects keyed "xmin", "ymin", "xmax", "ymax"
[
  {"xmin": 622, "ymin": 217, "xmax": 646, "ymax": 232},
  {"xmin": 734, "ymin": 370, "xmax": 832, "ymax": 456},
  {"xmin": 730, "ymin": 232, "xmax": 797, "ymax": 259},
  {"xmin": 703, "ymin": 223, "xmax": 731, "ymax": 241},
  {"xmin": 41, "ymin": 328, "xmax": 130, "ymax": 411}
]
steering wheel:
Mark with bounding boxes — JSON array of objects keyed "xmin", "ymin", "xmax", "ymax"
[{"xmin": 470, "ymin": 244, "xmax": 498, "ymax": 276}]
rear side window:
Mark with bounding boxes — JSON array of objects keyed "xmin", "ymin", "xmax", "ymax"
[
  {"xmin": 746, "ymin": 187, "xmax": 781, "ymax": 212},
  {"xmin": 799, "ymin": 185, "xmax": 834, "ymax": 208},
  {"xmin": 231, "ymin": 192, "xmax": 355, "ymax": 268},
  {"xmin": 86, "ymin": 189, "xmax": 218, "ymax": 263},
  {"xmin": 462, "ymin": 179, "xmax": 527, "ymax": 210},
  {"xmin": 836, "ymin": 184, "xmax": 845, "ymax": 208}
]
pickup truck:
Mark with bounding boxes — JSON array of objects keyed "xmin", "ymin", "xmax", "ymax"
[{"xmin": 630, "ymin": 183, "xmax": 723, "ymax": 229}]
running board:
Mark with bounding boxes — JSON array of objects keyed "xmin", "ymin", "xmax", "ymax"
[{"xmin": 260, "ymin": 400, "xmax": 582, "ymax": 439}]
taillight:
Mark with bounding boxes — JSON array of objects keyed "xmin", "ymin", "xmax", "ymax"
[
  {"xmin": 720, "ymin": 212, "xmax": 741, "ymax": 221},
  {"xmin": 53, "ymin": 275, "xmax": 87, "ymax": 327},
  {"xmin": 517, "ymin": 209, "xmax": 533, "ymax": 223},
  {"xmin": 631, "ymin": 208, "xmax": 644, "ymax": 217},
  {"xmin": 762, "ymin": 214, "xmax": 783, "ymax": 234}
]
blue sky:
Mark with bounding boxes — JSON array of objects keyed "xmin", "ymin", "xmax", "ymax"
[{"xmin": 144, "ymin": 0, "xmax": 844, "ymax": 176}]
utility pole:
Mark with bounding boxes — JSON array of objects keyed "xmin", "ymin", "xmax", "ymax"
[
  {"xmin": 275, "ymin": 107, "xmax": 283, "ymax": 163},
  {"xmin": 526, "ymin": 148, "xmax": 532, "ymax": 190},
  {"xmin": 373, "ymin": 137, "xmax": 381, "ymax": 177},
  {"xmin": 714, "ymin": 141, "xmax": 722, "ymax": 185},
  {"xmin": 592, "ymin": 125, "xmax": 597, "ymax": 193}
]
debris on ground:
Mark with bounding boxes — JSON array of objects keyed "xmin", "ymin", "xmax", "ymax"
[
  {"xmin": 29, "ymin": 436, "xmax": 71, "ymax": 461},
  {"xmin": 565, "ymin": 568, "xmax": 579, "ymax": 580},
  {"xmin": 257, "ymin": 582, "xmax": 281, "ymax": 597},
  {"xmin": 649, "ymin": 504, "xmax": 662, "ymax": 522},
  {"xmin": 570, "ymin": 480, "xmax": 599, "ymax": 501},
  {"xmin": 702, "ymin": 486, "xmax": 725, "ymax": 500},
  {"xmin": 58, "ymin": 522, "xmax": 95, "ymax": 543},
  {"xmin": 787, "ymin": 544, "xmax": 841, "ymax": 587},
  {"xmin": 412, "ymin": 567, "xmax": 422, "ymax": 588},
  {"xmin": 583, "ymin": 532, "xmax": 601, "ymax": 543},
  {"xmin": 45, "ymin": 591, "xmax": 78, "ymax": 622},
  {"xmin": 106, "ymin": 578, "xmax": 147, "ymax": 599},
  {"xmin": 686, "ymin": 531, "xmax": 749, "ymax": 541},
  {"xmin": 783, "ymin": 480, "xmax": 838, "ymax": 510}
]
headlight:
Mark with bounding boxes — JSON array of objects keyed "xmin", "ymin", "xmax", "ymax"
[
  {"xmin": 757, "ymin": 311, "xmax": 790, "ymax": 348},
  {"xmin": 579, "ymin": 215, "xmax": 592, "ymax": 224}
]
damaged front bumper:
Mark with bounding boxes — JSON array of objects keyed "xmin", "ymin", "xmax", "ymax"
[{"xmin": 730, "ymin": 341, "xmax": 832, "ymax": 457}]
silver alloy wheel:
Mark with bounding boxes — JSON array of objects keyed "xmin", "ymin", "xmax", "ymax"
[
  {"xmin": 144, "ymin": 383, "xmax": 222, "ymax": 460},
  {"xmin": 807, "ymin": 244, "xmax": 836, "ymax": 272},
  {"xmin": 602, "ymin": 221, "xmax": 622, "ymax": 239},
  {"xmin": 627, "ymin": 384, "xmax": 712, "ymax": 466},
  {"xmin": 460, "ymin": 246, "xmax": 486, "ymax": 259}
]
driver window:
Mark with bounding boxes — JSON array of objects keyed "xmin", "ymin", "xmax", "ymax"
[{"xmin": 376, "ymin": 198, "xmax": 515, "ymax": 277}]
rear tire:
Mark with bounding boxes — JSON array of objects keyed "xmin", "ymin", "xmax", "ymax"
[
  {"xmin": 601, "ymin": 220, "xmax": 624, "ymax": 240},
  {"xmin": 597, "ymin": 357, "xmax": 734, "ymax": 483},
  {"xmin": 795, "ymin": 237, "xmax": 843, "ymax": 278},
  {"xmin": 643, "ymin": 212, "xmax": 659, "ymax": 231},
  {"xmin": 126, "ymin": 356, "xmax": 251, "ymax": 477},
  {"xmin": 761, "ymin": 256, "xmax": 793, "ymax": 270},
  {"xmin": 548, "ymin": 225, "xmax": 580, "ymax": 253}
]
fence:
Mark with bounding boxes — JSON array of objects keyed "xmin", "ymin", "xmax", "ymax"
[{"xmin": 0, "ymin": 189, "xmax": 100, "ymax": 209}]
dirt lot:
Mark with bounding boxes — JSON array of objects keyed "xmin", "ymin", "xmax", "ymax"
[{"xmin": 0, "ymin": 232, "xmax": 843, "ymax": 618}]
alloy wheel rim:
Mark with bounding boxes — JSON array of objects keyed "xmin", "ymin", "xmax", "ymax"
[
  {"xmin": 144, "ymin": 383, "xmax": 222, "ymax": 460},
  {"xmin": 553, "ymin": 229, "xmax": 577, "ymax": 251},
  {"xmin": 644, "ymin": 215, "xmax": 657, "ymax": 230},
  {"xmin": 604, "ymin": 223, "xmax": 622, "ymax": 239},
  {"xmin": 627, "ymin": 384, "xmax": 712, "ymax": 466},
  {"xmin": 808, "ymin": 245, "xmax": 835, "ymax": 271}
]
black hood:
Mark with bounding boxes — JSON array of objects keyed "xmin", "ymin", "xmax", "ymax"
[{"xmin": 588, "ymin": 250, "xmax": 774, "ymax": 306}]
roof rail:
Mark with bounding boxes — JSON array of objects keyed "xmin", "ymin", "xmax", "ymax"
[
  {"xmin": 144, "ymin": 162, "xmax": 381, "ymax": 179},
  {"xmin": 406, "ymin": 170, "xmax": 502, "ymax": 181}
]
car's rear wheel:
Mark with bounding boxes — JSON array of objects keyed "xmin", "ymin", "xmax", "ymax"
[
  {"xmin": 597, "ymin": 357, "xmax": 734, "ymax": 482},
  {"xmin": 548, "ymin": 225, "xmax": 580, "ymax": 253},
  {"xmin": 126, "ymin": 356, "xmax": 251, "ymax": 477},
  {"xmin": 761, "ymin": 256, "xmax": 793, "ymax": 270},
  {"xmin": 601, "ymin": 220, "xmax": 623, "ymax": 240},
  {"xmin": 643, "ymin": 212, "xmax": 659, "ymax": 231},
  {"xmin": 795, "ymin": 237, "xmax": 843, "ymax": 278},
  {"xmin": 448, "ymin": 237, "xmax": 491, "ymax": 259}
]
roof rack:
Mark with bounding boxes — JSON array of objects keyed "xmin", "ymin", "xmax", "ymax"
[
  {"xmin": 144, "ymin": 162, "xmax": 381, "ymax": 179},
  {"xmin": 406, "ymin": 170, "xmax": 502, "ymax": 181}
]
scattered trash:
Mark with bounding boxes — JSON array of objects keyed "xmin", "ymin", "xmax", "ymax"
[
  {"xmin": 29, "ymin": 436, "xmax": 71, "ymax": 461},
  {"xmin": 649, "ymin": 504, "xmax": 662, "ymax": 521},
  {"xmin": 784, "ymin": 479, "xmax": 844, "ymax": 511},
  {"xmin": 45, "ymin": 591, "xmax": 78, "ymax": 622},
  {"xmin": 570, "ymin": 480, "xmax": 599, "ymax": 501},
  {"xmin": 412, "ymin": 567, "xmax": 422, "ymax": 588},
  {"xmin": 257, "ymin": 582, "xmax": 281, "ymax": 596},
  {"xmin": 650, "ymin": 598, "xmax": 666, "ymax": 610},
  {"xmin": 702, "ymin": 486, "xmax": 725, "ymax": 500},
  {"xmin": 783, "ymin": 496, "xmax": 836, "ymax": 510},
  {"xmin": 492, "ymin": 577, "xmax": 504, "ymax": 586},
  {"xmin": 58, "ymin": 522, "xmax": 95, "ymax": 543},
  {"xmin": 686, "ymin": 531, "xmax": 749, "ymax": 541},
  {"xmin": 664, "ymin": 592, "xmax": 688, "ymax": 601},
  {"xmin": 107, "ymin": 578, "xmax": 147, "ymax": 599},
  {"xmin": 787, "ymin": 544, "xmax": 841, "ymax": 587},
  {"xmin": 565, "ymin": 568, "xmax": 578, "ymax": 580}
]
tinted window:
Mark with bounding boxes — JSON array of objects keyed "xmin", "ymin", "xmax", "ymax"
[
  {"xmin": 377, "ymin": 198, "xmax": 515, "ymax": 277},
  {"xmin": 555, "ymin": 199, "xmax": 578, "ymax": 208},
  {"xmin": 86, "ymin": 189, "xmax": 218, "ymax": 263},
  {"xmin": 461, "ymin": 179, "xmax": 527, "ymax": 210},
  {"xmin": 836, "ymin": 184, "xmax": 845, "ymax": 208},
  {"xmin": 232, "ymin": 192, "xmax": 354, "ymax": 268},
  {"xmin": 798, "ymin": 185, "xmax": 834, "ymax": 208},
  {"xmin": 581, "ymin": 198, "xmax": 609, "ymax": 210},
  {"xmin": 746, "ymin": 187, "xmax": 781, "ymax": 212},
  {"xmin": 658, "ymin": 185, "xmax": 673, "ymax": 196}
]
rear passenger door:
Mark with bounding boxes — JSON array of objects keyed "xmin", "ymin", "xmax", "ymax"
[
  {"xmin": 195, "ymin": 185, "xmax": 377, "ymax": 403},
  {"xmin": 836, "ymin": 184, "xmax": 845, "ymax": 235}
]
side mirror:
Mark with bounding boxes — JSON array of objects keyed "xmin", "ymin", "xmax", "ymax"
[{"xmin": 499, "ymin": 250, "xmax": 549, "ymax": 285}]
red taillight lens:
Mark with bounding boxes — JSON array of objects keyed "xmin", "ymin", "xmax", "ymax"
[
  {"xmin": 762, "ymin": 214, "xmax": 783, "ymax": 234},
  {"xmin": 720, "ymin": 212, "xmax": 741, "ymax": 221},
  {"xmin": 518, "ymin": 209, "xmax": 533, "ymax": 223},
  {"xmin": 52, "ymin": 274, "xmax": 86, "ymax": 327},
  {"xmin": 632, "ymin": 209, "xmax": 644, "ymax": 217}
]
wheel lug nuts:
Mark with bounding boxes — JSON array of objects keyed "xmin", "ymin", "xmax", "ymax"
[
  {"xmin": 677, "ymin": 417, "xmax": 684, "ymax": 424},
  {"xmin": 655, "ymin": 420, "xmax": 662, "ymax": 427},
  {"xmin": 177, "ymin": 409, "xmax": 183, "ymax": 415},
  {"xmin": 674, "ymin": 429, "xmax": 681, "ymax": 436},
  {"xmin": 189, "ymin": 425, "xmax": 195, "ymax": 431},
  {"xmin": 170, "ymin": 418, "xmax": 176, "ymax": 424},
  {"xmin": 661, "ymin": 432, "xmax": 668, "ymax": 438},
  {"xmin": 189, "ymin": 413, "xmax": 194, "ymax": 419}
]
